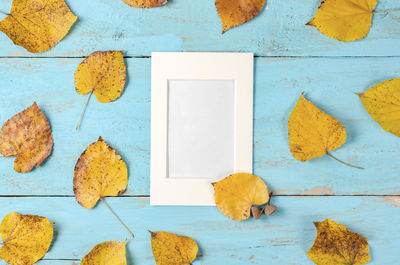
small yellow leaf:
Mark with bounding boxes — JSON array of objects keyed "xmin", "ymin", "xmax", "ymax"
[
  {"xmin": 75, "ymin": 51, "xmax": 126, "ymax": 103},
  {"xmin": 73, "ymin": 137, "xmax": 128, "ymax": 209},
  {"xmin": 0, "ymin": 102, "xmax": 53, "ymax": 173},
  {"xmin": 308, "ymin": 219, "xmax": 370, "ymax": 265},
  {"xmin": 150, "ymin": 231, "xmax": 198, "ymax": 265},
  {"xmin": 0, "ymin": 212, "xmax": 53, "ymax": 265},
  {"xmin": 307, "ymin": 0, "xmax": 378, "ymax": 41},
  {"xmin": 81, "ymin": 241, "xmax": 127, "ymax": 265},
  {"xmin": 358, "ymin": 78, "xmax": 400, "ymax": 137},
  {"xmin": 0, "ymin": 0, "xmax": 77, "ymax": 53},
  {"xmin": 212, "ymin": 173, "xmax": 269, "ymax": 221},
  {"xmin": 122, "ymin": 0, "xmax": 167, "ymax": 8},
  {"xmin": 288, "ymin": 94, "xmax": 346, "ymax": 162},
  {"xmin": 216, "ymin": 0, "xmax": 265, "ymax": 33}
]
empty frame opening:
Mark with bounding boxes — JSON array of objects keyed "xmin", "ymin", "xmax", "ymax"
[{"xmin": 168, "ymin": 80, "xmax": 235, "ymax": 179}]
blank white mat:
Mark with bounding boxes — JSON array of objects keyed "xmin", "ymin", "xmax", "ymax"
[{"xmin": 168, "ymin": 80, "xmax": 235, "ymax": 179}]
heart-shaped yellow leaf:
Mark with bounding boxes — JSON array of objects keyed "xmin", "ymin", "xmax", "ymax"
[
  {"xmin": 288, "ymin": 94, "xmax": 349, "ymax": 163},
  {"xmin": 150, "ymin": 231, "xmax": 198, "ymax": 265},
  {"xmin": 308, "ymin": 219, "xmax": 370, "ymax": 265},
  {"xmin": 216, "ymin": 0, "xmax": 265, "ymax": 33},
  {"xmin": 0, "ymin": 212, "xmax": 53, "ymax": 265},
  {"xmin": 81, "ymin": 241, "xmax": 127, "ymax": 265},
  {"xmin": 307, "ymin": 0, "xmax": 378, "ymax": 41},
  {"xmin": 73, "ymin": 137, "xmax": 128, "ymax": 209},
  {"xmin": 75, "ymin": 51, "xmax": 126, "ymax": 103},
  {"xmin": 122, "ymin": 0, "xmax": 167, "ymax": 8},
  {"xmin": 0, "ymin": 0, "xmax": 77, "ymax": 53},
  {"xmin": 358, "ymin": 78, "xmax": 400, "ymax": 137},
  {"xmin": 212, "ymin": 173, "xmax": 269, "ymax": 221},
  {"xmin": 0, "ymin": 102, "xmax": 53, "ymax": 173}
]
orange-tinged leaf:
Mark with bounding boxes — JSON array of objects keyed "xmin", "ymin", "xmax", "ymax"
[
  {"xmin": 0, "ymin": 212, "xmax": 53, "ymax": 265},
  {"xmin": 358, "ymin": 78, "xmax": 400, "ymax": 137},
  {"xmin": 307, "ymin": 0, "xmax": 378, "ymax": 41},
  {"xmin": 0, "ymin": 0, "xmax": 77, "ymax": 53},
  {"xmin": 122, "ymin": 0, "xmax": 167, "ymax": 8},
  {"xmin": 150, "ymin": 231, "xmax": 198, "ymax": 265},
  {"xmin": 212, "ymin": 173, "xmax": 269, "ymax": 221},
  {"xmin": 73, "ymin": 137, "xmax": 128, "ymax": 209},
  {"xmin": 81, "ymin": 241, "xmax": 127, "ymax": 265},
  {"xmin": 216, "ymin": 0, "xmax": 265, "ymax": 33},
  {"xmin": 308, "ymin": 219, "xmax": 370, "ymax": 265},
  {"xmin": 288, "ymin": 94, "xmax": 346, "ymax": 162},
  {"xmin": 75, "ymin": 51, "xmax": 126, "ymax": 103},
  {"xmin": 0, "ymin": 102, "xmax": 53, "ymax": 173}
]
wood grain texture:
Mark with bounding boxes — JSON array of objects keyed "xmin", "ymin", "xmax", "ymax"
[
  {"xmin": 0, "ymin": 0, "xmax": 399, "ymax": 57},
  {"xmin": 0, "ymin": 196, "xmax": 398, "ymax": 265},
  {"xmin": 0, "ymin": 57, "xmax": 399, "ymax": 196}
]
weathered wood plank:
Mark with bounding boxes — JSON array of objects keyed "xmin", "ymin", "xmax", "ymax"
[
  {"xmin": 0, "ymin": 196, "xmax": 398, "ymax": 264},
  {"xmin": 0, "ymin": 0, "xmax": 399, "ymax": 57},
  {"xmin": 0, "ymin": 57, "xmax": 399, "ymax": 195}
]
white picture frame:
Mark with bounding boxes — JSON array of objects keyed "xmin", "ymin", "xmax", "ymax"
[{"xmin": 151, "ymin": 52, "xmax": 254, "ymax": 206}]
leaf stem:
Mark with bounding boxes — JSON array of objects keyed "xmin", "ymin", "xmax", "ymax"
[
  {"xmin": 100, "ymin": 197, "xmax": 134, "ymax": 238},
  {"xmin": 76, "ymin": 90, "xmax": 93, "ymax": 131},
  {"xmin": 326, "ymin": 152, "xmax": 364, "ymax": 170},
  {"xmin": 0, "ymin": 11, "xmax": 9, "ymax": 16},
  {"xmin": 373, "ymin": 9, "xmax": 400, "ymax": 13}
]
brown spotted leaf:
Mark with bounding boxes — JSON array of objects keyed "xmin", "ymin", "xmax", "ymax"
[
  {"xmin": 73, "ymin": 137, "xmax": 128, "ymax": 209},
  {"xmin": 308, "ymin": 219, "xmax": 370, "ymax": 265},
  {"xmin": 216, "ymin": 0, "xmax": 265, "ymax": 33},
  {"xmin": 81, "ymin": 241, "xmax": 127, "ymax": 265},
  {"xmin": 0, "ymin": 0, "xmax": 77, "ymax": 53},
  {"xmin": 150, "ymin": 231, "xmax": 198, "ymax": 265},
  {"xmin": 0, "ymin": 102, "xmax": 53, "ymax": 173},
  {"xmin": 0, "ymin": 212, "xmax": 54, "ymax": 265},
  {"xmin": 122, "ymin": 0, "xmax": 167, "ymax": 8}
]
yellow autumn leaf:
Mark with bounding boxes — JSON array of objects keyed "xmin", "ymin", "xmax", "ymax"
[
  {"xmin": 215, "ymin": 0, "xmax": 265, "ymax": 33},
  {"xmin": 308, "ymin": 219, "xmax": 370, "ymax": 265},
  {"xmin": 0, "ymin": 0, "xmax": 77, "ymax": 53},
  {"xmin": 358, "ymin": 78, "xmax": 400, "ymax": 137},
  {"xmin": 150, "ymin": 231, "xmax": 198, "ymax": 265},
  {"xmin": 73, "ymin": 137, "xmax": 128, "ymax": 209},
  {"xmin": 0, "ymin": 102, "xmax": 53, "ymax": 173},
  {"xmin": 74, "ymin": 50, "xmax": 127, "ymax": 129},
  {"xmin": 0, "ymin": 212, "xmax": 53, "ymax": 265},
  {"xmin": 307, "ymin": 0, "xmax": 378, "ymax": 41},
  {"xmin": 288, "ymin": 94, "xmax": 362, "ymax": 169},
  {"xmin": 122, "ymin": 0, "xmax": 167, "ymax": 8},
  {"xmin": 81, "ymin": 241, "xmax": 127, "ymax": 265},
  {"xmin": 212, "ymin": 173, "xmax": 269, "ymax": 221}
]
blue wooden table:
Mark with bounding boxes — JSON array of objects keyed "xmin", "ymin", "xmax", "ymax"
[{"xmin": 0, "ymin": 0, "xmax": 399, "ymax": 264}]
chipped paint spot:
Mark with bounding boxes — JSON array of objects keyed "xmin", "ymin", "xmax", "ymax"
[{"xmin": 380, "ymin": 196, "xmax": 400, "ymax": 207}]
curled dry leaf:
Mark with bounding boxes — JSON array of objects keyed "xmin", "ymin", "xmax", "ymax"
[
  {"xmin": 307, "ymin": 0, "xmax": 378, "ymax": 42},
  {"xmin": 264, "ymin": 205, "xmax": 277, "ymax": 216},
  {"xmin": 73, "ymin": 137, "xmax": 128, "ymax": 209},
  {"xmin": 251, "ymin": 206, "xmax": 263, "ymax": 219},
  {"xmin": 0, "ymin": 0, "xmax": 77, "ymax": 53},
  {"xmin": 216, "ymin": 0, "xmax": 265, "ymax": 33},
  {"xmin": 150, "ymin": 231, "xmax": 198, "ymax": 265},
  {"xmin": 81, "ymin": 241, "xmax": 127, "ymax": 265},
  {"xmin": 0, "ymin": 212, "xmax": 53, "ymax": 265},
  {"xmin": 308, "ymin": 219, "xmax": 370, "ymax": 265},
  {"xmin": 288, "ymin": 94, "xmax": 362, "ymax": 169},
  {"xmin": 0, "ymin": 102, "xmax": 53, "ymax": 173},
  {"xmin": 212, "ymin": 173, "xmax": 269, "ymax": 221},
  {"xmin": 358, "ymin": 78, "xmax": 400, "ymax": 137},
  {"xmin": 122, "ymin": 0, "xmax": 167, "ymax": 8}
]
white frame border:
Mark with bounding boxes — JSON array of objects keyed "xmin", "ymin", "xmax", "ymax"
[{"xmin": 151, "ymin": 52, "xmax": 254, "ymax": 206}]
